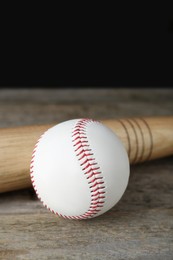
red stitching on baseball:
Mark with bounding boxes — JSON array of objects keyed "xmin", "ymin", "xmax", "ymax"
[
  {"xmin": 70, "ymin": 119, "xmax": 106, "ymax": 219},
  {"xmin": 30, "ymin": 119, "xmax": 106, "ymax": 220}
]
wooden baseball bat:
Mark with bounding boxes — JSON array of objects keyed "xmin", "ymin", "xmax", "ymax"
[{"xmin": 0, "ymin": 116, "xmax": 173, "ymax": 193}]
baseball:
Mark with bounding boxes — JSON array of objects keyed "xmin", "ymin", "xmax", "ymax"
[{"xmin": 30, "ymin": 119, "xmax": 130, "ymax": 219}]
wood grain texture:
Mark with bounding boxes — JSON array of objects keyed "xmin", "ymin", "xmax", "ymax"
[
  {"xmin": 0, "ymin": 88, "xmax": 173, "ymax": 260},
  {"xmin": 104, "ymin": 116, "xmax": 173, "ymax": 163}
]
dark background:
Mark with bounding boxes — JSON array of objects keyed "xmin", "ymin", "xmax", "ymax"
[
  {"xmin": 1, "ymin": 12, "xmax": 173, "ymax": 87},
  {"xmin": 0, "ymin": 80, "xmax": 173, "ymax": 87}
]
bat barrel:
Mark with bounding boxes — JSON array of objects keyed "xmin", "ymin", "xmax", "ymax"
[{"xmin": 0, "ymin": 124, "xmax": 52, "ymax": 193}]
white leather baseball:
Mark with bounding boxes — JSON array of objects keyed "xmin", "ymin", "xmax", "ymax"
[{"xmin": 30, "ymin": 119, "xmax": 130, "ymax": 219}]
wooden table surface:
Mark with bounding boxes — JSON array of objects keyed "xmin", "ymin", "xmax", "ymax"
[{"xmin": 0, "ymin": 88, "xmax": 173, "ymax": 260}]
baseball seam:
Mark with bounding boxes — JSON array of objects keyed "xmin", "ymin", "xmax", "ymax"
[
  {"xmin": 30, "ymin": 119, "xmax": 106, "ymax": 220},
  {"xmin": 71, "ymin": 119, "xmax": 106, "ymax": 219}
]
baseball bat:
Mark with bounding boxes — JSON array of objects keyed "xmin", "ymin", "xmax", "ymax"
[{"xmin": 0, "ymin": 116, "xmax": 173, "ymax": 193}]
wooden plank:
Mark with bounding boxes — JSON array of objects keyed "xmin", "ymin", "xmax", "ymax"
[
  {"xmin": 0, "ymin": 209, "xmax": 172, "ymax": 260},
  {"xmin": 0, "ymin": 88, "xmax": 173, "ymax": 128}
]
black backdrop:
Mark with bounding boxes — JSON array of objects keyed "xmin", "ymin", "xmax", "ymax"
[
  {"xmin": 0, "ymin": 80, "xmax": 173, "ymax": 87},
  {"xmin": 0, "ymin": 13, "xmax": 173, "ymax": 88}
]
